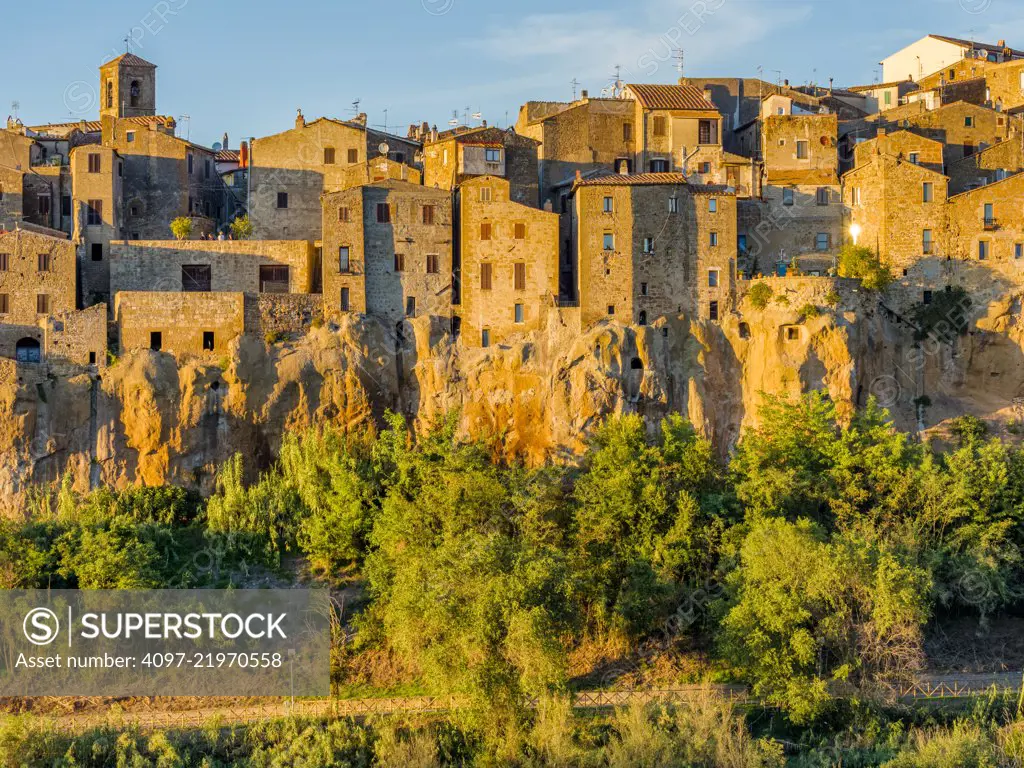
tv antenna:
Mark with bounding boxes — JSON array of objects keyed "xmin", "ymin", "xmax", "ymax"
[
  {"xmin": 674, "ymin": 49, "xmax": 684, "ymax": 76},
  {"xmin": 10, "ymin": 101, "xmax": 18, "ymax": 120},
  {"xmin": 350, "ymin": 99, "xmax": 361, "ymax": 115},
  {"xmin": 571, "ymin": 77, "xmax": 580, "ymax": 100},
  {"xmin": 123, "ymin": 34, "xmax": 133, "ymax": 54}
]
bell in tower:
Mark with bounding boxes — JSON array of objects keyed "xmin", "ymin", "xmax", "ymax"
[{"xmin": 99, "ymin": 52, "xmax": 157, "ymax": 119}]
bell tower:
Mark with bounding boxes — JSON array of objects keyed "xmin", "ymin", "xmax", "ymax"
[{"xmin": 99, "ymin": 53, "xmax": 157, "ymax": 119}]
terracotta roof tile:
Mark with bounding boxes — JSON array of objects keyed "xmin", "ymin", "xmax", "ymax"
[
  {"xmin": 103, "ymin": 53, "xmax": 157, "ymax": 68},
  {"xmin": 625, "ymin": 84, "xmax": 717, "ymax": 111}
]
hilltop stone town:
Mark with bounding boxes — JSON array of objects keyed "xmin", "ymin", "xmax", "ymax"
[{"xmin": 3, "ymin": 33, "xmax": 1024, "ymax": 504}]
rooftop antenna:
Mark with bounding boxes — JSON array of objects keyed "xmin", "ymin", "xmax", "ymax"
[
  {"xmin": 179, "ymin": 114, "xmax": 191, "ymax": 141},
  {"xmin": 382, "ymin": 108, "xmax": 388, "ymax": 134},
  {"xmin": 772, "ymin": 69, "xmax": 783, "ymax": 87},
  {"xmin": 123, "ymin": 34, "xmax": 132, "ymax": 54},
  {"xmin": 350, "ymin": 99, "xmax": 361, "ymax": 115},
  {"xmin": 463, "ymin": 106, "xmax": 471, "ymax": 126},
  {"xmin": 674, "ymin": 49, "xmax": 685, "ymax": 76},
  {"xmin": 10, "ymin": 101, "xmax": 18, "ymax": 120},
  {"xmin": 571, "ymin": 77, "xmax": 580, "ymax": 100},
  {"xmin": 448, "ymin": 109, "xmax": 458, "ymax": 127},
  {"xmin": 611, "ymin": 65, "xmax": 624, "ymax": 98}
]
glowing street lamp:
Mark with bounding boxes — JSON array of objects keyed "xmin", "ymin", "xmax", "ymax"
[{"xmin": 849, "ymin": 223, "xmax": 862, "ymax": 246}]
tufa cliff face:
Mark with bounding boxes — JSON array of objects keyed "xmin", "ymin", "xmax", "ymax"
[{"xmin": 2, "ymin": 278, "xmax": 1023, "ymax": 512}]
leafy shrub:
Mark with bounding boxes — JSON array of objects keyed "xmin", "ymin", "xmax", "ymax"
[
  {"xmin": 169, "ymin": 216, "xmax": 193, "ymax": 241},
  {"xmin": 912, "ymin": 285, "xmax": 971, "ymax": 342},
  {"xmin": 837, "ymin": 244, "xmax": 894, "ymax": 291},
  {"xmin": 798, "ymin": 303, "xmax": 821, "ymax": 320},
  {"xmin": 230, "ymin": 214, "xmax": 254, "ymax": 240},
  {"xmin": 748, "ymin": 282, "xmax": 774, "ymax": 309}
]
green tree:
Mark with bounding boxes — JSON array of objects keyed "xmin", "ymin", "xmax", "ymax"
[
  {"xmin": 748, "ymin": 282, "xmax": 774, "ymax": 309},
  {"xmin": 230, "ymin": 214, "xmax": 254, "ymax": 240},
  {"xmin": 837, "ymin": 244, "xmax": 894, "ymax": 291},
  {"xmin": 170, "ymin": 216, "xmax": 193, "ymax": 241}
]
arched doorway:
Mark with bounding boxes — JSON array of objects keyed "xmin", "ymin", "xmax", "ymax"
[{"xmin": 15, "ymin": 338, "xmax": 41, "ymax": 363}]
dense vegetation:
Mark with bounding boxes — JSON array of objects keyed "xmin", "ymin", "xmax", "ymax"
[{"xmin": 7, "ymin": 393, "xmax": 1024, "ymax": 764}]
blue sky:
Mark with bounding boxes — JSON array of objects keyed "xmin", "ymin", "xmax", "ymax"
[{"xmin": 2, "ymin": 0, "xmax": 1022, "ymax": 148}]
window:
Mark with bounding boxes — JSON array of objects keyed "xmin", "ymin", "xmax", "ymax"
[
  {"xmin": 796, "ymin": 140, "xmax": 809, "ymax": 159},
  {"xmin": 603, "ymin": 232, "xmax": 614, "ymax": 250},
  {"xmin": 782, "ymin": 188, "xmax": 794, "ymax": 206},
  {"xmin": 376, "ymin": 202, "xmax": 390, "ymax": 223},
  {"xmin": 623, "ymin": 122, "xmax": 632, "ymax": 142},
  {"xmin": 699, "ymin": 161, "xmax": 711, "ymax": 174},
  {"xmin": 1016, "ymin": 243, "xmax": 1024, "ymax": 260},
  {"xmin": 406, "ymin": 296, "xmax": 416, "ymax": 317},
  {"xmin": 0, "ymin": 253, "xmax": 7, "ymax": 271},
  {"xmin": 965, "ymin": 116, "xmax": 974, "ymax": 127},
  {"xmin": 203, "ymin": 331, "xmax": 215, "ymax": 351},
  {"xmin": 426, "ymin": 254, "xmax": 439, "ymax": 274},
  {"xmin": 485, "ymin": 148, "xmax": 501, "ymax": 163},
  {"xmin": 129, "ymin": 79, "xmax": 141, "ymax": 107},
  {"xmin": 91, "ymin": 243, "xmax": 103, "ymax": 261},
  {"xmin": 340, "ymin": 287, "xmax": 351, "ymax": 311},
  {"xmin": 816, "ymin": 233, "xmax": 830, "ymax": 251},
  {"xmin": 923, "ymin": 229, "xmax": 933, "ymax": 254},
  {"xmin": 323, "ymin": 147, "xmax": 336, "ymax": 164},
  {"xmin": 87, "ymin": 153, "xmax": 101, "ymax": 173},
  {"xmin": 650, "ymin": 159, "xmax": 669, "ymax": 173},
  {"xmin": 126, "ymin": 130, "xmax": 135, "ymax": 143},
  {"xmin": 36, "ymin": 294, "xmax": 50, "ymax": 314},
  {"xmin": 480, "ymin": 221, "xmax": 492, "ymax": 240},
  {"xmin": 923, "ymin": 290, "xmax": 933, "ymax": 305},
  {"xmin": 277, "ymin": 192, "xmax": 289, "ymax": 209},
  {"xmin": 150, "ymin": 332, "xmax": 162, "ymax": 351},
  {"xmin": 607, "ymin": 305, "xmax": 615, "ymax": 316},
  {"xmin": 979, "ymin": 240, "xmax": 990, "ymax": 260},
  {"xmin": 638, "ymin": 311, "xmax": 647, "ymax": 326},
  {"xmin": 652, "ymin": 116, "xmax": 666, "ymax": 137},
  {"xmin": 514, "ymin": 262, "xmax": 526, "ymax": 290},
  {"xmin": 698, "ymin": 119, "xmax": 717, "ymax": 145},
  {"xmin": 106, "ymin": 80, "xmax": 113, "ymax": 109},
  {"xmin": 884, "ymin": 90, "xmax": 892, "ymax": 106},
  {"xmin": 338, "ymin": 206, "xmax": 350, "ymax": 222},
  {"xmin": 786, "ymin": 326, "xmax": 800, "ymax": 341},
  {"xmin": 640, "ymin": 282, "xmax": 648, "ymax": 296},
  {"xmin": 642, "ymin": 237, "xmax": 654, "ymax": 253},
  {"xmin": 668, "ymin": 197, "xmax": 678, "ymax": 213},
  {"xmin": 38, "ymin": 195, "xmax": 51, "ymax": 217},
  {"xmin": 37, "ymin": 253, "xmax": 51, "ymax": 272},
  {"xmin": 87, "ymin": 199, "xmax": 103, "ymax": 225},
  {"xmin": 181, "ymin": 265, "xmax": 212, "ymax": 292},
  {"xmin": 738, "ymin": 234, "xmax": 747, "ymax": 252},
  {"xmin": 852, "ymin": 187, "xmax": 862, "ymax": 205},
  {"xmin": 514, "ymin": 222, "xmax": 526, "ymax": 239},
  {"xmin": 816, "ymin": 187, "xmax": 829, "ymax": 206},
  {"xmin": 923, "ymin": 182, "xmax": 934, "ymax": 203},
  {"xmin": 480, "ymin": 262, "xmax": 493, "ymax": 290},
  {"xmin": 187, "ymin": 153, "xmax": 194, "ymax": 175},
  {"xmin": 259, "ymin": 265, "xmax": 289, "ymax": 293},
  {"xmin": 708, "ymin": 268, "xmax": 719, "ymax": 287},
  {"xmin": 422, "ymin": 204, "xmax": 435, "ymax": 224},
  {"xmin": 984, "ymin": 202, "xmax": 995, "ymax": 227},
  {"xmin": 514, "ymin": 303, "xmax": 524, "ymax": 323},
  {"xmin": 708, "ymin": 198, "xmax": 717, "ymax": 213},
  {"xmin": 709, "ymin": 300, "xmax": 719, "ymax": 321},
  {"xmin": 347, "ymin": 148, "xmax": 358, "ymax": 164},
  {"xmin": 205, "ymin": 159, "xmax": 210, "ymax": 179},
  {"xmin": 949, "ymin": 69, "xmax": 956, "ymax": 80},
  {"xmin": 603, "ymin": 196, "xmax": 614, "ymax": 213},
  {"xmin": 394, "ymin": 253, "xmax": 405, "ymax": 272},
  {"xmin": 0, "ymin": 294, "xmax": 6, "ymax": 313},
  {"xmin": 338, "ymin": 246, "xmax": 350, "ymax": 273},
  {"xmin": 481, "ymin": 329, "xmax": 490, "ymax": 348},
  {"xmin": 479, "ymin": 186, "xmax": 492, "ymax": 202},
  {"xmin": 909, "ymin": 152, "xmax": 919, "ymax": 164},
  {"xmin": 62, "ymin": 196, "xmax": 71, "ymax": 216},
  {"xmin": 16, "ymin": 337, "xmax": 41, "ymax": 363},
  {"xmin": 710, "ymin": 232, "xmax": 719, "ymax": 247}
]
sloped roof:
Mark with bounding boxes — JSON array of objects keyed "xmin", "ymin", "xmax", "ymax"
[
  {"xmin": 625, "ymin": 84, "xmax": 716, "ymax": 111},
  {"xmin": 216, "ymin": 149, "xmax": 240, "ymax": 162},
  {"xmin": 573, "ymin": 172, "xmax": 731, "ymax": 193},
  {"xmin": 928, "ymin": 34, "xmax": 1024, "ymax": 58},
  {"xmin": 28, "ymin": 114, "xmax": 175, "ymax": 135},
  {"xmin": 102, "ymin": 53, "xmax": 157, "ymax": 69}
]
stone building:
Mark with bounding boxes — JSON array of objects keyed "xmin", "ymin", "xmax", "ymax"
[
  {"xmin": 846, "ymin": 81, "xmax": 920, "ymax": 114},
  {"xmin": 115, "ymin": 291, "xmax": 244, "ymax": 355},
  {"xmin": 946, "ymin": 134, "xmax": 1024, "ymax": 193},
  {"xmin": 760, "ymin": 113, "xmax": 838, "ymax": 178},
  {"xmin": 109, "ymin": 240, "xmax": 318, "ymax": 295},
  {"xmin": 843, "ymin": 151, "xmax": 950, "ymax": 276},
  {"xmin": 569, "ymin": 173, "xmax": 736, "ymax": 329},
  {"xmin": 877, "ymin": 101, "xmax": 1015, "ymax": 165},
  {"xmin": 457, "ymin": 176, "xmax": 559, "ymax": 347},
  {"xmin": 516, "ymin": 96, "xmax": 635, "ymax": 210},
  {"xmin": 249, "ymin": 113, "xmax": 421, "ymax": 240},
  {"xmin": 851, "ymin": 129, "xmax": 945, "ymax": 174},
  {"xmin": 917, "ymin": 55, "xmax": 1024, "ymax": 112},
  {"xmin": 99, "ymin": 53, "xmax": 157, "ymax": 120},
  {"xmin": 0, "ymin": 127, "xmax": 74, "ymax": 234},
  {"xmin": 0, "ymin": 229, "xmax": 81, "ymax": 362},
  {"xmin": 946, "ymin": 172, "xmax": 1024, "ymax": 264},
  {"xmin": 337, "ymin": 157, "xmax": 422, "ymax": 191},
  {"xmin": 621, "ymin": 83, "xmax": 724, "ymax": 176},
  {"xmin": 422, "ymin": 125, "xmax": 539, "ymax": 207},
  {"xmin": 881, "ymin": 34, "xmax": 1024, "ymax": 84},
  {"xmin": 321, "ymin": 180, "xmax": 452, "ymax": 326},
  {"xmin": 70, "ymin": 144, "xmax": 123, "ymax": 305}
]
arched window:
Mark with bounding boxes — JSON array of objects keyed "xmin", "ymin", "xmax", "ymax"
[
  {"xmin": 106, "ymin": 80, "xmax": 114, "ymax": 109},
  {"xmin": 15, "ymin": 338, "xmax": 41, "ymax": 364},
  {"xmin": 638, "ymin": 310, "xmax": 647, "ymax": 326},
  {"xmin": 130, "ymin": 80, "xmax": 141, "ymax": 108}
]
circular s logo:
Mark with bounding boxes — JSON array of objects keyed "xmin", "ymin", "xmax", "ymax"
[{"xmin": 23, "ymin": 607, "xmax": 60, "ymax": 646}]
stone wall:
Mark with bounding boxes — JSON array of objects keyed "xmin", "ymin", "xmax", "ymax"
[
  {"xmin": 947, "ymin": 135, "xmax": 1024, "ymax": 193},
  {"xmin": 762, "ymin": 114, "xmax": 838, "ymax": 176},
  {"xmin": 115, "ymin": 291, "xmax": 245, "ymax": 355},
  {"xmin": 0, "ymin": 229, "xmax": 76, "ymax": 325},
  {"xmin": 246, "ymin": 293, "xmax": 323, "ymax": 338},
  {"xmin": 883, "ymin": 101, "xmax": 1014, "ymax": 166},
  {"xmin": 71, "ymin": 145, "xmax": 123, "ymax": 305},
  {"xmin": 45, "ymin": 304, "xmax": 107, "ymax": 367},
  {"xmin": 110, "ymin": 239, "xmax": 316, "ymax": 294}
]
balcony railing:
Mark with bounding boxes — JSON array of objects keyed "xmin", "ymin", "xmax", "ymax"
[{"xmin": 984, "ymin": 217, "xmax": 999, "ymax": 230}]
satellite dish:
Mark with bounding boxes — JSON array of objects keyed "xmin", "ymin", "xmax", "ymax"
[
  {"xmin": 414, "ymin": 151, "xmax": 425, "ymax": 164},
  {"xmin": 978, "ymin": 49, "xmax": 989, "ymax": 60},
  {"xmin": 212, "ymin": 142, "xmax": 222, "ymax": 152},
  {"xmin": 378, "ymin": 142, "xmax": 390, "ymax": 155}
]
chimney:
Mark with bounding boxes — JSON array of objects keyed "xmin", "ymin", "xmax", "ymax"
[
  {"xmin": 575, "ymin": 169, "xmax": 582, "ymax": 181},
  {"xmin": 703, "ymin": 87, "xmax": 713, "ymax": 102},
  {"xmin": 352, "ymin": 112, "xmax": 367, "ymax": 126},
  {"xmin": 431, "ymin": 125, "xmax": 438, "ymax": 142},
  {"xmin": 543, "ymin": 199, "xmax": 553, "ymax": 212},
  {"xmin": 619, "ymin": 160, "xmax": 629, "ymax": 175},
  {"xmin": 482, "ymin": 119, "xmax": 488, "ymax": 127},
  {"xmin": 878, "ymin": 126, "xmax": 887, "ymax": 136},
  {"xmin": 828, "ymin": 77, "xmax": 834, "ymax": 96},
  {"xmin": 295, "ymin": 109, "xmax": 305, "ymax": 130},
  {"xmin": 998, "ymin": 39, "xmax": 1006, "ymax": 47},
  {"xmin": 222, "ymin": 132, "xmax": 229, "ymax": 150},
  {"xmin": 581, "ymin": 89, "xmax": 589, "ymax": 99},
  {"xmin": 239, "ymin": 141, "xmax": 249, "ymax": 169},
  {"xmin": 784, "ymin": 79, "xmax": 790, "ymax": 87}
]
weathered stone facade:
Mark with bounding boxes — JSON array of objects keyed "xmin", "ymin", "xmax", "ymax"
[
  {"xmin": 458, "ymin": 176, "xmax": 559, "ymax": 347},
  {"xmin": 422, "ymin": 126, "xmax": 540, "ymax": 207},
  {"xmin": 918, "ymin": 57, "xmax": 1024, "ymax": 112},
  {"xmin": 322, "ymin": 181, "xmax": 453, "ymax": 326},
  {"xmin": 110, "ymin": 240, "xmax": 316, "ymax": 295},
  {"xmin": 71, "ymin": 145, "xmax": 123, "ymax": 305},
  {"xmin": 946, "ymin": 135, "xmax": 1024, "ymax": 193},
  {"xmin": 852, "ymin": 130, "xmax": 945, "ymax": 174},
  {"xmin": 571, "ymin": 174, "xmax": 736, "ymax": 329},
  {"xmin": 877, "ymin": 101, "xmax": 1016, "ymax": 166},
  {"xmin": 761, "ymin": 114, "xmax": 839, "ymax": 178},
  {"xmin": 44, "ymin": 303, "xmax": 107, "ymax": 367},
  {"xmin": 115, "ymin": 291, "xmax": 244, "ymax": 355}
]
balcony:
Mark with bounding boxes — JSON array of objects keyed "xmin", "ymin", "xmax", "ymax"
[{"xmin": 984, "ymin": 217, "xmax": 999, "ymax": 231}]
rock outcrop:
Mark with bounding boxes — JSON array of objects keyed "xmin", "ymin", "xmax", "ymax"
[{"xmin": 2, "ymin": 278, "xmax": 1023, "ymax": 513}]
